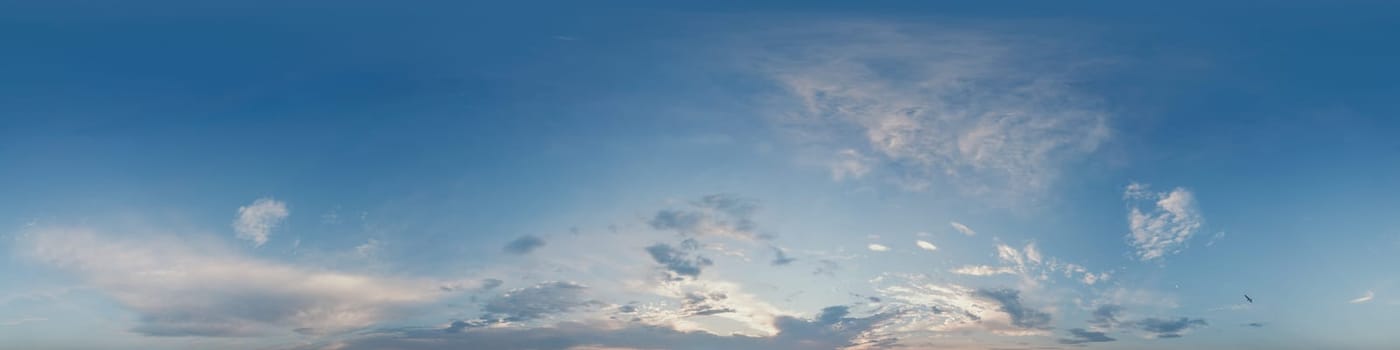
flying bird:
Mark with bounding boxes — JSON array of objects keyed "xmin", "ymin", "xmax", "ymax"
[{"xmin": 1244, "ymin": 294, "xmax": 1253, "ymax": 303}]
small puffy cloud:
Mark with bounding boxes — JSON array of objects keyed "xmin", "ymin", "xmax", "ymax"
[
  {"xmin": 646, "ymin": 240, "xmax": 713, "ymax": 279},
  {"xmin": 21, "ymin": 227, "xmax": 442, "ymax": 337},
  {"xmin": 915, "ymin": 240, "xmax": 937, "ymax": 251},
  {"xmin": 975, "ymin": 289, "xmax": 1051, "ymax": 329},
  {"xmin": 950, "ymin": 221, "xmax": 977, "ymax": 236},
  {"xmin": 1350, "ymin": 290, "xmax": 1375, "ymax": 304},
  {"xmin": 504, "ymin": 235, "xmax": 546, "ymax": 255},
  {"xmin": 1058, "ymin": 328, "xmax": 1115, "ymax": 344},
  {"xmin": 233, "ymin": 198, "xmax": 288, "ymax": 247},
  {"xmin": 1130, "ymin": 317, "xmax": 1207, "ymax": 338},
  {"xmin": 1124, "ymin": 183, "xmax": 1204, "ymax": 261},
  {"xmin": 950, "ymin": 265, "xmax": 1017, "ymax": 276},
  {"xmin": 650, "ymin": 194, "xmax": 762, "ymax": 239},
  {"xmin": 867, "ymin": 243, "xmax": 889, "ymax": 252}
]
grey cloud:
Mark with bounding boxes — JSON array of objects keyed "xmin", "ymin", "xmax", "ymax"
[
  {"xmin": 771, "ymin": 246, "xmax": 797, "ymax": 266},
  {"xmin": 1088, "ymin": 304, "xmax": 1123, "ymax": 328},
  {"xmin": 1058, "ymin": 328, "xmax": 1115, "ymax": 345},
  {"xmin": 1245, "ymin": 322, "xmax": 1265, "ymax": 328},
  {"xmin": 480, "ymin": 281, "xmax": 590, "ymax": 323},
  {"xmin": 1130, "ymin": 317, "xmax": 1207, "ymax": 338},
  {"xmin": 304, "ymin": 305, "xmax": 896, "ymax": 350},
  {"xmin": 503, "ymin": 235, "xmax": 546, "ymax": 255},
  {"xmin": 682, "ymin": 292, "xmax": 736, "ymax": 316},
  {"xmin": 975, "ymin": 289, "xmax": 1051, "ymax": 329},
  {"xmin": 813, "ymin": 259, "xmax": 841, "ymax": 276},
  {"xmin": 646, "ymin": 240, "xmax": 713, "ymax": 278},
  {"xmin": 649, "ymin": 194, "xmax": 763, "ymax": 239},
  {"xmin": 480, "ymin": 278, "xmax": 503, "ymax": 291}
]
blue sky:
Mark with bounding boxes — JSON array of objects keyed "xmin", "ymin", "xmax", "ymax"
[{"xmin": 3, "ymin": 1, "xmax": 1400, "ymax": 349}]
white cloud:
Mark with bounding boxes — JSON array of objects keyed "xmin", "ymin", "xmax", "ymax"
[
  {"xmin": 867, "ymin": 243, "xmax": 890, "ymax": 252},
  {"xmin": 950, "ymin": 221, "xmax": 977, "ymax": 236},
  {"xmin": 1124, "ymin": 183, "xmax": 1204, "ymax": 261},
  {"xmin": 915, "ymin": 240, "xmax": 937, "ymax": 252},
  {"xmin": 233, "ymin": 198, "xmax": 289, "ymax": 247},
  {"xmin": 759, "ymin": 22, "xmax": 1110, "ymax": 202},
  {"xmin": 20, "ymin": 227, "xmax": 447, "ymax": 337},
  {"xmin": 950, "ymin": 265, "xmax": 1017, "ymax": 276},
  {"xmin": 829, "ymin": 149, "xmax": 873, "ymax": 181},
  {"xmin": 1350, "ymin": 291, "xmax": 1374, "ymax": 304}
]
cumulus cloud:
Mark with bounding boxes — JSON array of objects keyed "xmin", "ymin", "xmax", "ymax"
[
  {"xmin": 1058, "ymin": 328, "xmax": 1115, "ymax": 344},
  {"xmin": 867, "ymin": 243, "xmax": 890, "ymax": 252},
  {"xmin": 233, "ymin": 198, "xmax": 288, "ymax": 247},
  {"xmin": 950, "ymin": 221, "xmax": 977, "ymax": 236},
  {"xmin": 1350, "ymin": 290, "xmax": 1375, "ymax": 304},
  {"xmin": 1123, "ymin": 183, "xmax": 1204, "ymax": 261},
  {"xmin": 871, "ymin": 274, "xmax": 1050, "ymax": 336},
  {"xmin": 20, "ymin": 227, "xmax": 443, "ymax": 337},
  {"xmin": 503, "ymin": 235, "xmax": 546, "ymax": 255},
  {"xmin": 915, "ymin": 240, "xmax": 937, "ymax": 252},
  {"xmin": 757, "ymin": 22, "xmax": 1110, "ymax": 202},
  {"xmin": 680, "ymin": 291, "xmax": 736, "ymax": 316},
  {"xmin": 650, "ymin": 194, "xmax": 762, "ymax": 239},
  {"xmin": 646, "ymin": 240, "xmax": 713, "ymax": 279}
]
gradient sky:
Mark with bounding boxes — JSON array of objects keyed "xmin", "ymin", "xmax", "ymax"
[{"xmin": 4, "ymin": 1, "xmax": 1400, "ymax": 350}]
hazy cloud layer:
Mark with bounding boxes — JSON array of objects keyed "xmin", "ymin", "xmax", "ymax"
[{"xmin": 20, "ymin": 227, "xmax": 442, "ymax": 337}]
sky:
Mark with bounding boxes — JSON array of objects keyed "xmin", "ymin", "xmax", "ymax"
[{"xmin": 3, "ymin": 1, "xmax": 1400, "ymax": 349}]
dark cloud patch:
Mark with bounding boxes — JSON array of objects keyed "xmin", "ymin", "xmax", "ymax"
[
  {"xmin": 813, "ymin": 259, "xmax": 841, "ymax": 276},
  {"xmin": 480, "ymin": 278, "xmax": 503, "ymax": 291},
  {"xmin": 975, "ymin": 288, "xmax": 1051, "ymax": 329},
  {"xmin": 1245, "ymin": 322, "xmax": 1265, "ymax": 328},
  {"xmin": 479, "ymin": 282, "xmax": 590, "ymax": 323},
  {"xmin": 682, "ymin": 292, "xmax": 736, "ymax": 316},
  {"xmin": 1058, "ymin": 328, "xmax": 1115, "ymax": 345},
  {"xmin": 646, "ymin": 240, "xmax": 713, "ymax": 278},
  {"xmin": 1130, "ymin": 317, "xmax": 1206, "ymax": 338},
  {"xmin": 1088, "ymin": 304, "xmax": 1123, "ymax": 328},
  {"xmin": 503, "ymin": 235, "xmax": 546, "ymax": 255},
  {"xmin": 649, "ymin": 194, "xmax": 763, "ymax": 239},
  {"xmin": 771, "ymin": 247, "xmax": 796, "ymax": 266},
  {"xmin": 303, "ymin": 305, "xmax": 896, "ymax": 350}
]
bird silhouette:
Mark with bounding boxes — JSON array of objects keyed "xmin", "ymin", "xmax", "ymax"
[{"xmin": 1244, "ymin": 294, "xmax": 1253, "ymax": 303}]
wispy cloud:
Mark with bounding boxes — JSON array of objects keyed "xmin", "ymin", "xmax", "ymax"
[
  {"xmin": 1124, "ymin": 183, "xmax": 1204, "ymax": 261},
  {"xmin": 950, "ymin": 221, "xmax": 977, "ymax": 236},
  {"xmin": 1350, "ymin": 290, "xmax": 1375, "ymax": 304},
  {"xmin": 950, "ymin": 265, "xmax": 1017, "ymax": 276},
  {"xmin": 915, "ymin": 240, "xmax": 937, "ymax": 252},
  {"xmin": 756, "ymin": 21, "xmax": 1110, "ymax": 203},
  {"xmin": 867, "ymin": 243, "xmax": 890, "ymax": 252},
  {"xmin": 233, "ymin": 197, "xmax": 288, "ymax": 247}
]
